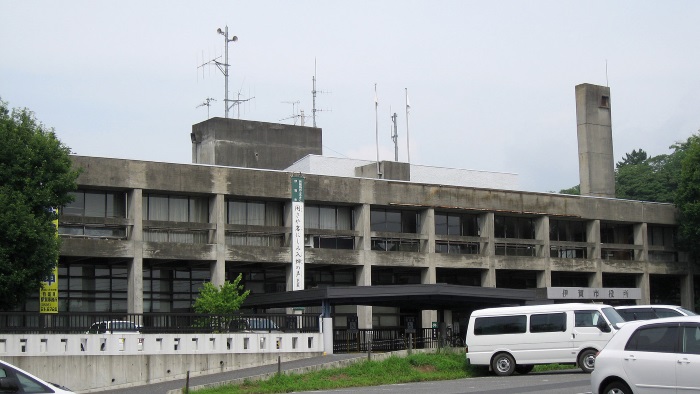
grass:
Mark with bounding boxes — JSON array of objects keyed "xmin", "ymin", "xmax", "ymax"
[
  {"xmin": 190, "ymin": 351, "xmax": 578, "ymax": 394},
  {"xmin": 192, "ymin": 350, "xmax": 480, "ymax": 394}
]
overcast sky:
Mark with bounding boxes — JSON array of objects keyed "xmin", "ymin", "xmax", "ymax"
[{"xmin": 2, "ymin": 1, "xmax": 699, "ymax": 192}]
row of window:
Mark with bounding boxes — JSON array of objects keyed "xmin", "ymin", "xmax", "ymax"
[
  {"xmin": 473, "ymin": 310, "xmax": 603, "ymax": 336},
  {"xmin": 62, "ymin": 191, "xmax": 676, "ymax": 247}
]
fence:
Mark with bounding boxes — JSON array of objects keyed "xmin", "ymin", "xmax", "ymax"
[
  {"xmin": 0, "ymin": 312, "xmax": 320, "ymax": 334},
  {"xmin": 332, "ymin": 328, "xmax": 463, "ymax": 353}
]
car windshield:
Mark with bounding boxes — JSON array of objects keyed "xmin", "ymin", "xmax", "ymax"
[
  {"xmin": 679, "ymin": 307, "xmax": 698, "ymax": 316},
  {"xmin": 602, "ymin": 307, "xmax": 625, "ymax": 325}
]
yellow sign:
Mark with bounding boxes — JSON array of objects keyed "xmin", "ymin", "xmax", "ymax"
[{"xmin": 40, "ymin": 212, "xmax": 59, "ymax": 314}]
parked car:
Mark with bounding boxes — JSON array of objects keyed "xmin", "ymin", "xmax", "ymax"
[
  {"xmin": 229, "ymin": 317, "xmax": 282, "ymax": 333},
  {"xmin": 465, "ymin": 303, "xmax": 624, "ymax": 376},
  {"xmin": 591, "ymin": 316, "xmax": 700, "ymax": 394},
  {"xmin": 615, "ymin": 304, "xmax": 697, "ymax": 321},
  {"xmin": 0, "ymin": 359, "xmax": 75, "ymax": 393},
  {"xmin": 86, "ymin": 320, "xmax": 141, "ymax": 334}
]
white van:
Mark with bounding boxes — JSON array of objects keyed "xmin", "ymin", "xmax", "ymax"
[{"xmin": 465, "ymin": 303, "xmax": 625, "ymax": 376}]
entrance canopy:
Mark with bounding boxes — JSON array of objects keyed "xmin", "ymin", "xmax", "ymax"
[{"xmin": 243, "ymin": 284, "xmax": 538, "ymax": 311}]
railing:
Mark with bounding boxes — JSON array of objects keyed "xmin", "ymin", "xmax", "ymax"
[
  {"xmin": 0, "ymin": 312, "xmax": 320, "ymax": 334},
  {"xmin": 331, "ymin": 328, "xmax": 461, "ymax": 353}
]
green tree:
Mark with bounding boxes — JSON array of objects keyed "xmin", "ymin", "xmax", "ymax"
[
  {"xmin": 0, "ymin": 99, "xmax": 79, "ymax": 310},
  {"xmin": 558, "ymin": 185, "xmax": 580, "ymax": 195},
  {"xmin": 616, "ymin": 148, "xmax": 648, "ymax": 168},
  {"xmin": 675, "ymin": 133, "xmax": 700, "ymax": 264},
  {"xmin": 193, "ymin": 273, "xmax": 250, "ymax": 315}
]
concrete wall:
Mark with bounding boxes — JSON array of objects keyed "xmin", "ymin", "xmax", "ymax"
[
  {"xmin": 0, "ymin": 332, "xmax": 323, "ymax": 393},
  {"xmin": 191, "ymin": 118, "xmax": 322, "ymax": 170}
]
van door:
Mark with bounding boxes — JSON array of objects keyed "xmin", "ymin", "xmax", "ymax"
[
  {"xmin": 522, "ymin": 312, "xmax": 571, "ymax": 364},
  {"xmin": 572, "ymin": 310, "xmax": 613, "ymax": 352}
]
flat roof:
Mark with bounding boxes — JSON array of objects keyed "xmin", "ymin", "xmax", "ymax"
[{"xmin": 242, "ymin": 284, "xmax": 538, "ymax": 311}]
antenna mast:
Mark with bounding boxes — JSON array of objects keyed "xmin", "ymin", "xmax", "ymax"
[
  {"xmin": 198, "ymin": 26, "xmax": 239, "ymax": 118},
  {"xmin": 311, "ymin": 59, "xmax": 330, "ymax": 128},
  {"xmin": 196, "ymin": 97, "xmax": 217, "ymax": 119},
  {"xmin": 391, "ymin": 111, "xmax": 398, "ymax": 161}
]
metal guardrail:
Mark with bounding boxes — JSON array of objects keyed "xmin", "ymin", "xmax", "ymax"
[
  {"xmin": 332, "ymin": 328, "xmax": 464, "ymax": 353},
  {"xmin": 0, "ymin": 312, "xmax": 320, "ymax": 334}
]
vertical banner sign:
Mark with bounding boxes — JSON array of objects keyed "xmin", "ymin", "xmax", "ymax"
[
  {"xmin": 291, "ymin": 177, "xmax": 305, "ymax": 291},
  {"xmin": 40, "ymin": 209, "xmax": 59, "ymax": 313}
]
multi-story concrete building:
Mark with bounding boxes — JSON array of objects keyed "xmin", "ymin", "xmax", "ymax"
[{"xmin": 52, "ymin": 83, "xmax": 697, "ymax": 331}]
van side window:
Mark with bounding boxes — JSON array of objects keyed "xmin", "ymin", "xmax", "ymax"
[
  {"xmin": 575, "ymin": 310, "xmax": 603, "ymax": 327},
  {"xmin": 682, "ymin": 325, "xmax": 700, "ymax": 355},
  {"xmin": 474, "ymin": 315, "xmax": 526, "ymax": 335},
  {"xmin": 530, "ymin": 312, "xmax": 566, "ymax": 333},
  {"xmin": 625, "ymin": 325, "xmax": 678, "ymax": 353}
]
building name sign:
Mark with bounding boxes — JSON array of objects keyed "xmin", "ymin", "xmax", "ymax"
[
  {"xmin": 547, "ymin": 287, "xmax": 641, "ymax": 300},
  {"xmin": 291, "ymin": 176, "xmax": 305, "ymax": 291}
]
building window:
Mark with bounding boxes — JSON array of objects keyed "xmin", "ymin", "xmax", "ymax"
[
  {"xmin": 143, "ymin": 264, "xmax": 210, "ymax": 312},
  {"xmin": 435, "ymin": 212, "xmax": 479, "ymax": 236},
  {"xmin": 63, "ymin": 190, "xmax": 127, "ymax": 218},
  {"xmin": 227, "ymin": 200, "xmax": 282, "ymax": 226},
  {"xmin": 305, "ymin": 204, "xmax": 353, "ymax": 230},
  {"xmin": 549, "ymin": 219, "xmax": 587, "ymax": 259},
  {"xmin": 435, "ymin": 241, "xmax": 479, "ymax": 255},
  {"xmin": 143, "ymin": 194, "xmax": 209, "ymax": 223},
  {"xmin": 371, "ymin": 209, "xmax": 420, "ymax": 233},
  {"xmin": 60, "ymin": 190, "xmax": 128, "ymax": 239},
  {"xmin": 494, "ymin": 215, "xmax": 535, "ymax": 239},
  {"xmin": 57, "ymin": 262, "xmax": 128, "ymax": 313},
  {"xmin": 648, "ymin": 225, "xmax": 675, "ymax": 247}
]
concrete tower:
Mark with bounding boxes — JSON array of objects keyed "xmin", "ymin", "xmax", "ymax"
[{"xmin": 575, "ymin": 83, "xmax": 615, "ymax": 198}]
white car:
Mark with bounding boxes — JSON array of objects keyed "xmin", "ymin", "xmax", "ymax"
[
  {"xmin": 86, "ymin": 320, "xmax": 141, "ymax": 334},
  {"xmin": 615, "ymin": 304, "xmax": 697, "ymax": 321},
  {"xmin": 591, "ymin": 316, "xmax": 700, "ymax": 394},
  {"xmin": 0, "ymin": 359, "xmax": 75, "ymax": 393}
]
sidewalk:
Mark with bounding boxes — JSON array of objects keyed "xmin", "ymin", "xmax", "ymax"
[{"xmin": 94, "ymin": 352, "xmax": 368, "ymax": 394}]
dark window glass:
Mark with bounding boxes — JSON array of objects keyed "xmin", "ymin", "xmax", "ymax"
[
  {"xmin": 654, "ymin": 308, "xmax": 683, "ymax": 318},
  {"xmin": 435, "ymin": 214, "xmax": 447, "ymax": 235},
  {"xmin": 618, "ymin": 308, "xmax": 656, "ymax": 321},
  {"xmin": 682, "ymin": 326, "xmax": 700, "ymax": 355},
  {"xmin": 386, "ymin": 211, "xmax": 401, "ymax": 232},
  {"xmin": 371, "ymin": 209, "xmax": 419, "ymax": 233},
  {"xmin": 574, "ymin": 310, "xmax": 605, "ymax": 327},
  {"xmin": 625, "ymin": 325, "xmax": 678, "ymax": 353},
  {"xmin": 474, "ymin": 315, "xmax": 527, "ymax": 335},
  {"xmin": 530, "ymin": 313, "xmax": 567, "ymax": 333}
]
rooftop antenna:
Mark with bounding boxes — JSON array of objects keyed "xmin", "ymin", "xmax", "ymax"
[
  {"xmin": 280, "ymin": 101, "xmax": 301, "ymax": 125},
  {"xmin": 390, "ymin": 110, "xmax": 399, "ymax": 162},
  {"xmin": 374, "ymin": 83, "xmax": 382, "ymax": 178},
  {"xmin": 605, "ymin": 59, "xmax": 609, "ymax": 87},
  {"xmin": 196, "ymin": 97, "xmax": 217, "ymax": 119},
  {"xmin": 198, "ymin": 26, "xmax": 238, "ymax": 118},
  {"xmin": 232, "ymin": 79, "xmax": 255, "ymax": 119},
  {"xmin": 405, "ymin": 88, "xmax": 411, "ymax": 164},
  {"xmin": 312, "ymin": 58, "xmax": 331, "ymax": 128}
]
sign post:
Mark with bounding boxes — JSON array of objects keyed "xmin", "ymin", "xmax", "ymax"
[
  {"xmin": 291, "ymin": 176, "xmax": 305, "ymax": 291},
  {"xmin": 40, "ymin": 210, "xmax": 59, "ymax": 314}
]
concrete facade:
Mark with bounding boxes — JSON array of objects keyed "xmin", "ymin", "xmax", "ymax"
[
  {"xmin": 60, "ymin": 155, "xmax": 694, "ymax": 322},
  {"xmin": 191, "ymin": 118, "xmax": 322, "ymax": 170}
]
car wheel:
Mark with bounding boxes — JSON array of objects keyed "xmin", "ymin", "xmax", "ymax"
[
  {"xmin": 515, "ymin": 364, "xmax": 534, "ymax": 374},
  {"xmin": 491, "ymin": 352, "xmax": 516, "ymax": 376},
  {"xmin": 578, "ymin": 349, "xmax": 597, "ymax": 373},
  {"xmin": 601, "ymin": 380, "xmax": 632, "ymax": 394}
]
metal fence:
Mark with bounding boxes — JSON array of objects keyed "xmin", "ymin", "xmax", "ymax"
[
  {"xmin": 0, "ymin": 312, "xmax": 320, "ymax": 334},
  {"xmin": 332, "ymin": 328, "xmax": 455, "ymax": 353}
]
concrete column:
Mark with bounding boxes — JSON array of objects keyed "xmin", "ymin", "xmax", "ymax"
[
  {"xmin": 633, "ymin": 223, "xmax": 647, "ymax": 262},
  {"xmin": 127, "ymin": 188, "xmax": 143, "ymax": 314},
  {"xmin": 536, "ymin": 216, "xmax": 551, "ymax": 288},
  {"xmin": 587, "ymin": 220, "xmax": 601, "ymax": 260},
  {"xmin": 356, "ymin": 204, "xmax": 373, "ymax": 329},
  {"xmin": 423, "ymin": 208, "xmax": 435, "ymax": 253},
  {"xmin": 680, "ymin": 272, "xmax": 694, "ymax": 310},
  {"xmin": 421, "ymin": 264, "xmax": 437, "ymax": 329},
  {"xmin": 636, "ymin": 272, "xmax": 651, "ymax": 304},
  {"xmin": 576, "ymin": 83, "xmax": 615, "ymax": 198},
  {"xmin": 481, "ymin": 213, "xmax": 496, "ymax": 287},
  {"xmin": 210, "ymin": 194, "xmax": 226, "ymax": 287}
]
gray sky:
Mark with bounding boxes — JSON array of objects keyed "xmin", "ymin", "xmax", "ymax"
[{"xmin": 2, "ymin": 1, "xmax": 699, "ymax": 192}]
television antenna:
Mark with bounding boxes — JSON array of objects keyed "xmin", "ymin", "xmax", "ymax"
[
  {"xmin": 390, "ymin": 110, "xmax": 398, "ymax": 161},
  {"xmin": 231, "ymin": 79, "xmax": 255, "ymax": 119},
  {"xmin": 196, "ymin": 97, "xmax": 217, "ymax": 119},
  {"xmin": 311, "ymin": 59, "xmax": 331, "ymax": 128},
  {"xmin": 280, "ymin": 101, "xmax": 308, "ymax": 125}
]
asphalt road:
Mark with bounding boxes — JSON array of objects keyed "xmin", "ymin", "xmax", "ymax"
[{"xmin": 295, "ymin": 370, "xmax": 593, "ymax": 394}]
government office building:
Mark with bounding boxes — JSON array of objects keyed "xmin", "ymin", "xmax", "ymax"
[{"xmin": 48, "ymin": 84, "xmax": 698, "ymax": 331}]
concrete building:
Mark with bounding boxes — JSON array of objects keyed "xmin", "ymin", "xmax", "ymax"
[{"xmin": 52, "ymin": 83, "xmax": 697, "ymax": 331}]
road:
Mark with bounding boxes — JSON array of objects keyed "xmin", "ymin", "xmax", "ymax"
[{"xmin": 295, "ymin": 370, "xmax": 593, "ymax": 394}]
